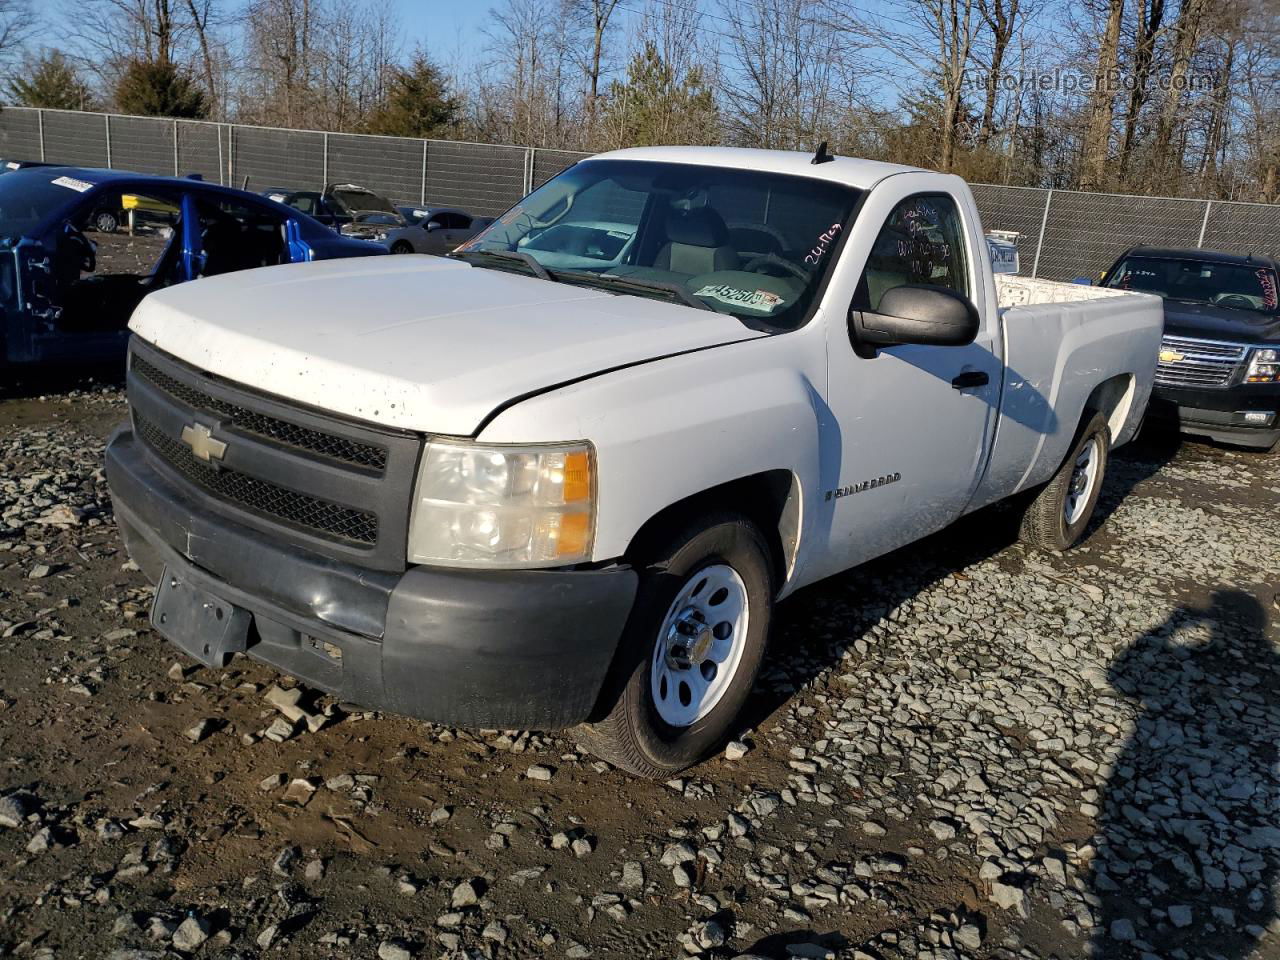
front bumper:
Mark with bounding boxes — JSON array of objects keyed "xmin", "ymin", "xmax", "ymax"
[
  {"xmin": 106, "ymin": 425, "xmax": 638, "ymax": 728},
  {"xmin": 1149, "ymin": 383, "xmax": 1280, "ymax": 449}
]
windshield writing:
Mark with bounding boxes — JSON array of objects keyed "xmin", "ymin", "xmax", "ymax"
[{"xmin": 1106, "ymin": 257, "xmax": 1279, "ymax": 314}]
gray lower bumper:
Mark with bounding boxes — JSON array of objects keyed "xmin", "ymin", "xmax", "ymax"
[{"xmin": 106, "ymin": 425, "xmax": 638, "ymax": 729}]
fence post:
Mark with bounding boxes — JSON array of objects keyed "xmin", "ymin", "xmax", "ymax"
[
  {"xmin": 216, "ymin": 122, "xmax": 224, "ymax": 185},
  {"xmin": 525, "ymin": 148, "xmax": 535, "ymax": 194},
  {"xmin": 420, "ymin": 140, "xmax": 428, "ymax": 206},
  {"xmin": 1031, "ymin": 188, "xmax": 1053, "ymax": 279},
  {"xmin": 227, "ymin": 124, "xmax": 235, "ymax": 187},
  {"xmin": 173, "ymin": 120, "xmax": 179, "ymax": 176},
  {"xmin": 1197, "ymin": 200, "xmax": 1212, "ymax": 248},
  {"xmin": 104, "ymin": 114, "xmax": 112, "ymax": 168},
  {"xmin": 322, "ymin": 132, "xmax": 329, "ymax": 190},
  {"xmin": 37, "ymin": 109, "xmax": 45, "ymax": 161}
]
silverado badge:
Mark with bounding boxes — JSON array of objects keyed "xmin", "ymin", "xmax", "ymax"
[{"xmin": 180, "ymin": 423, "xmax": 227, "ymax": 463}]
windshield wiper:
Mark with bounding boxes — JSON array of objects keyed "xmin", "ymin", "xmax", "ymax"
[
  {"xmin": 449, "ymin": 249, "xmax": 551, "ymax": 281},
  {"xmin": 555, "ymin": 271, "xmax": 712, "ymax": 311}
]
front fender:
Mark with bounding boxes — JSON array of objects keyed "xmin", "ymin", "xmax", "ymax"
[{"xmin": 476, "ymin": 334, "xmax": 828, "ymax": 593}]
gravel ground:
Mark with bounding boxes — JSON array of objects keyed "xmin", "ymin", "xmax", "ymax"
[{"xmin": 0, "ymin": 386, "xmax": 1276, "ymax": 960}]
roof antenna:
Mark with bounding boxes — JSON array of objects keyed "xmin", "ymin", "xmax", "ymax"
[{"xmin": 811, "ymin": 141, "xmax": 834, "ymax": 165}]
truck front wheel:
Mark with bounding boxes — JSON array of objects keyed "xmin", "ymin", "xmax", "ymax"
[
  {"xmin": 576, "ymin": 513, "xmax": 774, "ymax": 777},
  {"xmin": 1019, "ymin": 410, "xmax": 1111, "ymax": 552}
]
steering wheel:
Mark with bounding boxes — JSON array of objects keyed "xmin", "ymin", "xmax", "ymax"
[
  {"xmin": 742, "ymin": 252, "xmax": 808, "ymax": 283},
  {"xmin": 63, "ymin": 224, "xmax": 96, "ymax": 273},
  {"xmin": 1215, "ymin": 294, "xmax": 1255, "ymax": 310}
]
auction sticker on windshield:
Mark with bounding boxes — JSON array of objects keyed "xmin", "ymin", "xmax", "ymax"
[
  {"xmin": 52, "ymin": 176, "xmax": 93, "ymax": 193},
  {"xmin": 694, "ymin": 284, "xmax": 786, "ymax": 313}
]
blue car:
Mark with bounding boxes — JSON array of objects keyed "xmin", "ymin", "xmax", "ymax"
[{"xmin": 0, "ymin": 166, "xmax": 385, "ymax": 368}]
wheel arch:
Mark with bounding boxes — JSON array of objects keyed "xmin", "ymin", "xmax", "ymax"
[
  {"xmin": 1083, "ymin": 372, "xmax": 1136, "ymax": 443},
  {"xmin": 623, "ymin": 469, "xmax": 802, "ymax": 595}
]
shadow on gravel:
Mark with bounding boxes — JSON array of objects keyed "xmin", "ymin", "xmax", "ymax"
[
  {"xmin": 1091, "ymin": 589, "xmax": 1278, "ymax": 959},
  {"xmin": 740, "ymin": 427, "xmax": 1178, "ymax": 735},
  {"xmin": 0, "ymin": 363, "xmax": 123, "ymax": 400},
  {"xmin": 1089, "ymin": 426, "xmax": 1183, "ymax": 531},
  {"xmin": 737, "ymin": 929, "xmax": 850, "ymax": 956}
]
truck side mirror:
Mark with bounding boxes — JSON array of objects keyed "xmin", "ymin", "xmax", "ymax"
[{"xmin": 851, "ymin": 284, "xmax": 979, "ymax": 349}]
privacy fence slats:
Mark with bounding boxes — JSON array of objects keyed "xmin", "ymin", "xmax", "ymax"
[{"xmin": 1, "ymin": 107, "xmax": 1275, "ymax": 278}]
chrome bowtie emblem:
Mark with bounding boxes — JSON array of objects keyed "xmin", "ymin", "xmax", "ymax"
[{"xmin": 180, "ymin": 422, "xmax": 227, "ymax": 462}]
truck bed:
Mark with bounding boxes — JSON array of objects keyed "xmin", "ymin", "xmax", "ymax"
[{"xmin": 967, "ymin": 277, "xmax": 1163, "ymax": 512}]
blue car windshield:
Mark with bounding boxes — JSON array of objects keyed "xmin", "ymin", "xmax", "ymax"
[{"xmin": 0, "ymin": 170, "xmax": 87, "ymax": 242}]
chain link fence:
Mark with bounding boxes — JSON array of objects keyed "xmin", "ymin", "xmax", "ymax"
[{"xmin": 3, "ymin": 107, "xmax": 1277, "ymax": 282}]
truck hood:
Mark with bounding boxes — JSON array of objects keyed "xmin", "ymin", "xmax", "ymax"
[
  {"xmin": 129, "ymin": 257, "xmax": 764, "ymax": 435},
  {"xmin": 1162, "ymin": 300, "xmax": 1280, "ymax": 344}
]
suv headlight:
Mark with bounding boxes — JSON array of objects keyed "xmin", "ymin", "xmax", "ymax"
[
  {"xmin": 407, "ymin": 439, "xmax": 595, "ymax": 568},
  {"xmin": 1247, "ymin": 348, "xmax": 1278, "ymax": 383}
]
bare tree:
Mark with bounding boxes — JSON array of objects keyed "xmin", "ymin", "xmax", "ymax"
[
  {"xmin": 1116, "ymin": 0, "xmax": 1166, "ymax": 178},
  {"xmin": 900, "ymin": 0, "xmax": 981, "ymax": 171},
  {"xmin": 719, "ymin": 0, "xmax": 847, "ymax": 151},
  {"xmin": 1080, "ymin": 0, "xmax": 1125, "ymax": 190},
  {"xmin": 1150, "ymin": 0, "xmax": 1209, "ymax": 171},
  {"xmin": 183, "ymin": 0, "xmax": 222, "ymax": 118},
  {"xmin": 975, "ymin": 0, "xmax": 1024, "ymax": 144},
  {"xmin": 579, "ymin": 0, "xmax": 622, "ymax": 124}
]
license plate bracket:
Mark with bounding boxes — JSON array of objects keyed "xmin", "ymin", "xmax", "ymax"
[{"xmin": 151, "ymin": 566, "xmax": 250, "ymax": 668}]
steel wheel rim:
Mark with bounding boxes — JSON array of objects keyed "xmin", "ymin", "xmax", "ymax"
[
  {"xmin": 1064, "ymin": 437, "xmax": 1100, "ymax": 526},
  {"xmin": 649, "ymin": 563, "xmax": 749, "ymax": 728}
]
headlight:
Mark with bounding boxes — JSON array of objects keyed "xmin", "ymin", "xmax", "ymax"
[
  {"xmin": 407, "ymin": 439, "xmax": 595, "ymax": 568},
  {"xmin": 1247, "ymin": 348, "xmax": 1279, "ymax": 383},
  {"xmin": 373, "ymin": 231, "xmax": 388, "ymax": 242}
]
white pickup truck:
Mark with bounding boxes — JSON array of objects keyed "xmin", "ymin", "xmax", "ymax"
[{"xmin": 105, "ymin": 146, "xmax": 1162, "ymax": 776}]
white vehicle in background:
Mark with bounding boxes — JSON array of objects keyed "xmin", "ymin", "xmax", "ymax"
[
  {"xmin": 385, "ymin": 207, "xmax": 494, "ymax": 255},
  {"xmin": 106, "ymin": 145, "xmax": 1162, "ymax": 777}
]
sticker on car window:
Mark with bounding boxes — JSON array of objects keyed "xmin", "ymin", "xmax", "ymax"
[
  {"xmin": 694, "ymin": 284, "xmax": 785, "ymax": 313},
  {"xmin": 52, "ymin": 175, "xmax": 93, "ymax": 193}
]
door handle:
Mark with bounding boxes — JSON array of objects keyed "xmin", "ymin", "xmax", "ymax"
[{"xmin": 951, "ymin": 371, "xmax": 989, "ymax": 390}]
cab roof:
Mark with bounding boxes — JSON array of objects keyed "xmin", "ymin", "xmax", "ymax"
[
  {"xmin": 1122, "ymin": 245, "xmax": 1280, "ymax": 270},
  {"xmin": 588, "ymin": 145, "xmax": 930, "ymax": 191}
]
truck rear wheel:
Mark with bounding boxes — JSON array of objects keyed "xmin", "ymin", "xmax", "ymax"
[
  {"xmin": 1019, "ymin": 410, "xmax": 1110, "ymax": 552},
  {"xmin": 576, "ymin": 513, "xmax": 774, "ymax": 778}
]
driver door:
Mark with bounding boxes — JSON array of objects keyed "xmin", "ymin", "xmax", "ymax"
[{"xmin": 819, "ymin": 191, "xmax": 1001, "ymax": 573}]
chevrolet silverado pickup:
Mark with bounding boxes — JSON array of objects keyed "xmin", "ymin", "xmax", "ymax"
[
  {"xmin": 1100, "ymin": 247, "xmax": 1280, "ymax": 451},
  {"xmin": 105, "ymin": 146, "xmax": 1163, "ymax": 776}
]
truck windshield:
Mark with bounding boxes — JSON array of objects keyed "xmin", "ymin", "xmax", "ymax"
[
  {"xmin": 1105, "ymin": 256, "xmax": 1279, "ymax": 315},
  {"xmin": 0, "ymin": 170, "xmax": 87, "ymax": 243},
  {"xmin": 455, "ymin": 159, "xmax": 862, "ymax": 328}
]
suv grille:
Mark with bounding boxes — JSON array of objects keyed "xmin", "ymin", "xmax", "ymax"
[
  {"xmin": 132, "ymin": 354, "xmax": 388, "ymax": 471},
  {"xmin": 1155, "ymin": 335, "xmax": 1247, "ymax": 389},
  {"xmin": 136, "ymin": 414, "xmax": 379, "ymax": 545}
]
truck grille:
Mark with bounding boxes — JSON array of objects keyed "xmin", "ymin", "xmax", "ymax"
[
  {"xmin": 132, "ymin": 354, "xmax": 388, "ymax": 471},
  {"xmin": 1154, "ymin": 335, "xmax": 1247, "ymax": 389},
  {"xmin": 136, "ymin": 414, "xmax": 379, "ymax": 545},
  {"xmin": 126, "ymin": 341, "xmax": 421, "ymax": 571}
]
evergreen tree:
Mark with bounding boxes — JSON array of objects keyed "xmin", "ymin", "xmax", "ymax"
[
  {"xmin": 8, "ymin": 51, "xmax": 96, "ymax": 111},
  {"xmin": 362, "ymin": 53, "xmax": 460, "ymax": 138},
  {"xmin": 601, "ymin": 43, "xmax": 718, "ymax": 147},
  {"xmin": 114, "ymin": 59, "xmax": 209, "ymax": 119}
]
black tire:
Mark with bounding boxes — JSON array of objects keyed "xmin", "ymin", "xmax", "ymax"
[
  {"xmin": 1019, "ymin": 410, "xmax": 1111, "ymax": 552},
  {"xmin": 390, "ymin": 241, "xmax": 414, "ymax": 254},
  {"xmin": 93, "ymin": 209, "xmax": 119, "ymax": 234},
  {"xmin": 576, "ymin": 513, "xmax": 774, "ymax": 778}
]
